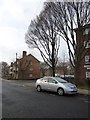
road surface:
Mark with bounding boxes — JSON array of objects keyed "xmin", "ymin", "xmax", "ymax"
[{"xmin": 2, "ymin": 79, "xmax": 89, "ymax": 118}]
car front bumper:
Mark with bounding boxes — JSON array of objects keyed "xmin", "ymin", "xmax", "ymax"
[{"xmin": 64, "ymin": 88, "xmax": 78, "ymax": 94}]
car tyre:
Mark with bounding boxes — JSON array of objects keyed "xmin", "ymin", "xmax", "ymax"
[
  {"xmin": 37, "ymin": 85, "xmax": 41, "ymax": 92},
  {"xmin": 57, "ymin": 88, "xmax": 64, "ymax": 96}
]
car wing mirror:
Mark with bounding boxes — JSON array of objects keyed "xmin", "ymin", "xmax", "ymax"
[{"xmin": 55, "ymin": 81, "xmax": 58, "ymax": 84}]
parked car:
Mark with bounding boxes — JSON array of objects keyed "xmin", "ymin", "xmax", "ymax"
[{"xmin": 35, "ymin": 76, "xmax": 78, "ymax": 96}]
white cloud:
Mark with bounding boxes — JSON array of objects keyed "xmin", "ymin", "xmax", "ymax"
[
  {"xmin": 0, "ymin": 27, "xmax": 19, "ymax": 47},
  {"xmin": 0, "ymin": 0, "xmax": 45, "ymax": 64},
  {"xmin": 0, "ymin": 0, "xmax": 67, "ymax": 65},
  {"xmin": 0, "ymin": 0, "xmax": 45, "ymax": 28},
  {"xmin": 0, "ymin": 26, "xmax": 29, "ymax": 63}
]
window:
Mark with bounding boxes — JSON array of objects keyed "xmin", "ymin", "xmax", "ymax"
[
  {"xmin": 29, "ymin": 74, "xmax": 32, "ymax": 77},
  {"xmin": 48, "ymin": 78, "xmax": 56, "ymax": 84},
  {"xmin": 29, "ymin": 68, "xmax": 33, "ymax": 71},
  {"xmin": 29, "ymin": 61, "xmax": 32, "ymax": 65},
  {"xmin": 83, "ymin": 28, "xmax": 90, "ymax": 35},
  {"xmin": 42, "ymin": 78, "xmax": 48, "ymax": 83},
  {"xmin": 85, "ymin": 55, "xmax": 90, "ymax": 64},
  {"xmin": 84, "ymin": 40, "xmax": 90, "ymax": 48},
  {"xmin": 10, "ymin": 66, "xmax": 13, "ymax": 69},
  {"xmin": 86, "ymin": 72, "xmax": 90, "ymax": 79},
  {"xmin": 17, "ymin": 68, "xmax": 18, "ymax": 71}
]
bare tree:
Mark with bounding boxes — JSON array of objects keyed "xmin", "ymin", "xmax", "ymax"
[
  {"xmin": 45, "ymin": 1, "xmax": 90, "ymax": 84},
  {"xmin": 56, "ymin": 53, "xmax": 69, "ymax": 78},
  {"xmin": 1, "ymin": 62, "xmax": 9, "ymax": 79},
  {"xmin": 25, "ymin": 3, "xmax": 60, "ymax": 76},
  {"xmin": 40, "ymin": 62, "xmax": 49, "ymax": 77}
]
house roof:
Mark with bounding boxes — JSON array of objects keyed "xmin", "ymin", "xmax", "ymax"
[
  {"xmin": 11, "ymin": 51, "xmax": 41, "ymax": 65},
  {"xmin": 17, "ymin": 53, "xmax": 40, "ymax": 63},
  {"xmin": 27, "ymin": 54, "xmax": 40, "ymax": 63}
]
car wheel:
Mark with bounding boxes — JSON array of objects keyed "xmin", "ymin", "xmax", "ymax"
[
  {"xmin": 37, "ymin": 85, "xmax": 41, "ymax": 92},
  {"xmin": 57, "ymin": 88, "xmax": 64, "ymax": 96}
]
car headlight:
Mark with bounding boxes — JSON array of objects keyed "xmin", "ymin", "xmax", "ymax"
[
  {"xmin": 70, "ymin": 86, "xmax": 77, "ymax": 89},
  {"xmin": 65, "ymin": 86, "xmax": 76, "ymax": 89},
  {"xmin": 70, "ymin": 86, "xmax": 75, "ymax": 89}
]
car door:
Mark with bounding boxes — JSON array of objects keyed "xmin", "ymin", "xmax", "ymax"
[
  {"xmin": 48, "ymin": 78, "xmax": 58, "ymax": 92},
  {"xmin": 41, "ymin": 79, "xmax": 49, "ymax": 90}
]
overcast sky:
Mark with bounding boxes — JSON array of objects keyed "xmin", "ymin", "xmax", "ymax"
[{"xmin": 0, "ymin": 0, "xmax": 67, "ymax": 65}]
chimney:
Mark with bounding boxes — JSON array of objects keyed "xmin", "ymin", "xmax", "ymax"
[{"xmin": 23, "ymin": 51, "xmax": 27, "ymax": 58}]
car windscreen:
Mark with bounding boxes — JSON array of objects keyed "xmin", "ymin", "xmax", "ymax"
[{"xmin": 54, "ymin": 77, "xmax": 68, "ymax": 83}]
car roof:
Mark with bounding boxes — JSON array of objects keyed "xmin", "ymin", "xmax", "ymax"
[
  {"xmin": 43, "ymin": 76, "xmax": 54, "ymax": 78},
  {"xmin": 43, "ymin": 76, "xmax": 59, "ymax": 79}
]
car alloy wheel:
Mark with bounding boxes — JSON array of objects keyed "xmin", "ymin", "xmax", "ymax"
[
  {"xmin": 37, "ymin": 85, "xmax": 41, "ymax": 92},
  {"xmin": 57, "ymin": 88, "xmax": 64, "ymax": 96}
]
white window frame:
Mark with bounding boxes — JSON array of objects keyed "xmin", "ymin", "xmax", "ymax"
[
  {"xmin": 29, "ymin": 68, "xmax": 33, "ymax": 71},
  {"xmin": 29, "ymin": 74, "xmax": 33, "ymax": 77},
  {"xmin": 83, "ymin": 28, "xmax": 90, "ymax": 35},
  {"xmin": 85, "ymin": 55, "xmax": 90, "ymax": 64},
  {"xmin": 86, "ymin": 71, "xmax": 90, "ymax": 79},
  {"xmin": 17, "ymin": 67, "xmax": 19, "ymax": 71},
  {"xmin": 84, "ymin": 40, "xmax": 90, "ymax": 48}
]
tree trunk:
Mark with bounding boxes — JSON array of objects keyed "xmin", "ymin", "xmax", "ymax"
[
  {"xmin": 74, "ymin": 68, "xmax": 78, "ymax": 86},
  {"xmin": 74, "ymin": 65, "xmax": 80, "ymax": 86},
  {"xmin": 52, "ymin": 65, "xmax": 55, "ymax": 77},
  {"xmin": 52, "ymin": 41, "xmax": 55, "ymax": 77}
]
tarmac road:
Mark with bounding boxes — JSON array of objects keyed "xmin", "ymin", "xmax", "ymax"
[{"xmin": 2, "ymin": 79, "xmax": 89, "ymax": 118}]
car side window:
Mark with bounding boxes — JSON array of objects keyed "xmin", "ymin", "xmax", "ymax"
[
  {"xmin": 48, "ymin": 78, "xmax": 56, "ymax": 84},
  {"xmin": 42, "ymin": 79, "xmax": 48, "ymax": 83}
]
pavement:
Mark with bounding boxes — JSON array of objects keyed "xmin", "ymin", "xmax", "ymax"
[
  {"xmin": 1, "ymin": 79, "xmax": 90, "ymax": 95},
  {"xmin": 78, "ymin": 89, "xmax": 90, "ymax": 95}
]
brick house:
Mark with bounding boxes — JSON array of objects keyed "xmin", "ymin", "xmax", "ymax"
[
  {"xmin": 75, "ymin": 24, "xmax": 90, "ymax": 85},
  {"xmin": 10, "ymin": 51, "xmax": 41, "ymax": 80}
]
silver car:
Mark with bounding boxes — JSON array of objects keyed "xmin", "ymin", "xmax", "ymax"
[{"xmin": 35, "ymin": 76, "xmax": 78, "ymax": 96}]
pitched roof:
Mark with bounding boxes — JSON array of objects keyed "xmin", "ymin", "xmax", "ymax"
[{"xmin": 27, "ymin": 54, "xmax": 40, "ymax": 63}]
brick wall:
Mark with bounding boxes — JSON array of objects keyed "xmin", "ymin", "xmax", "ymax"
[
  {"xmin": 76, "ymin": 24, "xmax": 90, "ymax": 85},
  {"xmin": 12, "ymin": 52, "xmax": 41, "ymax": 80}
]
